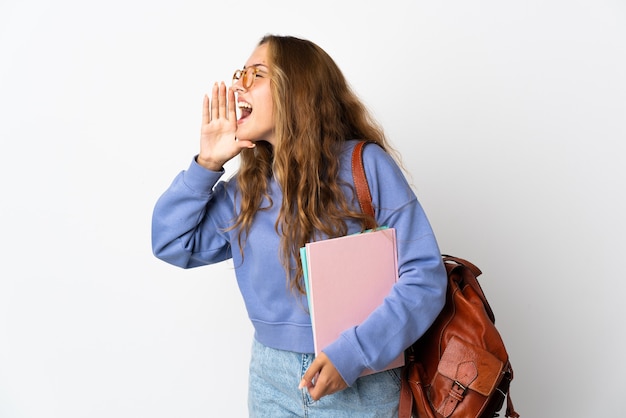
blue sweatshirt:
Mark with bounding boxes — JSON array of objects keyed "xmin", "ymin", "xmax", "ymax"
[{"xmin": 151, "ymin": 140, "xmax": 447, "ymax": 386}]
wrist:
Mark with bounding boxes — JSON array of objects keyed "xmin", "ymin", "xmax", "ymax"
[{"xmin": 196, "ymin": 155, "xmax": 224, "ymax": 171}]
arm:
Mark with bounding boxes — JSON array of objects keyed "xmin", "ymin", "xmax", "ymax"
[
  {"xmin": 302, "ymin": 144, "xmax": 447, "ymax": 391},
  {"xmin": 152, "ymin": 82, "xmax": 254, "ymax": 268},
  {"xmin": 151, "ymin": 159, "xmax": 234, "ymax": 268}
]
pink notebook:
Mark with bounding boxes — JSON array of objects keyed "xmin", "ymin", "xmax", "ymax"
[{"xmin": 301, "ymin": 228, "xmax": 405, "ymax": 375}]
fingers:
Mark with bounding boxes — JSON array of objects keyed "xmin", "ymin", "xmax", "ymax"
[
  {"xmin": 198, "ymin": 81, "xmax": 241, "ymax": 170},
  {"xmin": 228, "ymin": 86, "xmax": 237, "ymax": 122},
  {"xmin": 219, "ymin": 82, "xmax": 227, "ymax": 119},
  {"xmin": 299, "ymin": 360, "xmax": 321, "ymax": 391},
  {"xmin": 205, "ymin": 82, "xmax": 235, "ymax": 122},
  {"xmin": 202, "ymin": 94, "xmax": 210, "ymax": 125},
  {"xmin": 298, "ymin": 354, "xmax": 348, "ymax": 401},
  {"xmin": 210, "ymin": 82, "xmax": 219, "ymax": 120}
]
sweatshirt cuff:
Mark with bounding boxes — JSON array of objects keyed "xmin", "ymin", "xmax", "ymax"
[
  {"xmin": 182, "ymin": 156, "xmax": 225, "ymax": 194},
  {"xmin": 322, "ymin": 334, "xmax": 364, "ymax": 387}
]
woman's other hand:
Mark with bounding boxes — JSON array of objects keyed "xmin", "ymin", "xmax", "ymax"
[{"xmin": 298, "ymin": 352, "xmax": 348, "ymax": 401}]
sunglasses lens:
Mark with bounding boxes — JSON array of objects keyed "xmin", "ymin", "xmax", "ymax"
[
  {"xmin": 232, "ymin": 68, "xmax": 257, "ymax": 89},
  {"xmin": 243, "ymin": 68, "xmax": 254, "ymax": 89}
]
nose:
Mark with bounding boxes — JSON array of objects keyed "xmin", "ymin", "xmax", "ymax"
[{"xmin": 232, "ymin": 78, "xmax": 246, "ymax": 93}]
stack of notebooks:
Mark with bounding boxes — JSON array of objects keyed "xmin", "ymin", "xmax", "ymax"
[{"xmin": 300, "ymin": 227, "xmax": 405, "ymax": 376}]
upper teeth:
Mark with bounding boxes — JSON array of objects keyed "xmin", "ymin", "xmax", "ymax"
[{"xmin": 238, "ymin": 102, "xmax": 252, "ymax": 109}]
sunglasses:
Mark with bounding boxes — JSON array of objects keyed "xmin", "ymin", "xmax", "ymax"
[{"xmin": 232, "ymin": 67, "xmax": 263, "ymax": 89}]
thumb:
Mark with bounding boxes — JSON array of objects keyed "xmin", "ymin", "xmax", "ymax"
[{"xmin": 236, "ymin": 138, "xmax": 256, "ymax": 149}]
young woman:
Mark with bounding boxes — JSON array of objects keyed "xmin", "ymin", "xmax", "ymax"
[{"xmin": 152, "ymin": 34, "xmax": 447, "ymax": 417}]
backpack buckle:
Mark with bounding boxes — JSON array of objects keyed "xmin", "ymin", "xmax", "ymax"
[{"xmin": 449, "ymin": 380, "xmax": 467, "ymax": 402}]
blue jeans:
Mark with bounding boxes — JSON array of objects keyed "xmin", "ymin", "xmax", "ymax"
[{"xmin": 248, "ymin": 339, "xmax": 401, "ymax": 417}]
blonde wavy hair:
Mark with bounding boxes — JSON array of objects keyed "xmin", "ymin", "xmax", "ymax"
[{"xmin": 233, "ymin": 35, "xmax": 396, "ymax": 295}]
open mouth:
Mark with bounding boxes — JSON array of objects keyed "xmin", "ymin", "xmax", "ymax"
[{"xmin": 238, "ymin": 101, "xmax": 252, "ymax": 120}]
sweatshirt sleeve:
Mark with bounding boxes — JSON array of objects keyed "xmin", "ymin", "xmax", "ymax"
[
  {"xmin": 322, "ymin": 144, "xmax": 447, "ymax": 386},
  {"xmin": 151, "ymin": 157, "xmax": 235, "ymax": 269}
]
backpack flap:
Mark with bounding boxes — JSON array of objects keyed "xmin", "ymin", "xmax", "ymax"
[{"xmin": 430, "ymin": 335, "xmax": 505, "ymax": 417}]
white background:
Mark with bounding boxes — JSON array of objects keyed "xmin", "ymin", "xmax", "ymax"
[{"xmin": 1, "ymin": 1, "xmax": 625, "ymax": 417}]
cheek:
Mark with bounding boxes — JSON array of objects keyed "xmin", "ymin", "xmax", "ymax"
[
  {"xmin": 258, "ymin": 85, "xmax": 273, "ymax": 116},
  {"xmin": 258, "ymin": 97, "xmax": 274, "ymax": 124}
]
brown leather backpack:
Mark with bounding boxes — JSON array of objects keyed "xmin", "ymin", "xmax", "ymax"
[{"xmin": 351, "ymin": 141, "xmax": 519, "ymax": 418}]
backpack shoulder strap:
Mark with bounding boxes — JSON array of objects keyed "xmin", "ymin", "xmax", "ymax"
[
  {"xmin": 351, "ymin": 141, "xmax": 376, "ymax": 227},
  {"xmin": 352, "ymin": 140, "xmax": 415, "ymax": 417}
]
